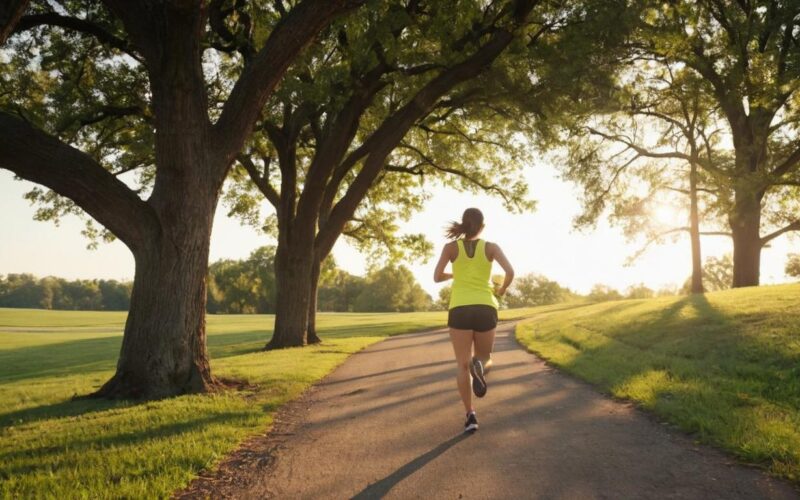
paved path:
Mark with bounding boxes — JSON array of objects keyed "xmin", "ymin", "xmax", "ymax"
[{"xmin": 180, "ymin": 323, "xmax": 798, "ymax": 499}]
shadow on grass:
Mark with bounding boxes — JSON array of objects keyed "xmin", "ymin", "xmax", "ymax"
[
  {"xmin": 0, "ymin": 335, "xmax": 122, "ymax": 384},
  {"xmin": 351, "ymin": 432, "xmax": 470, "ymax": 499},
  {"xmin": 0, "ymin": 397, "xmax": 136, "ymax": 430},
  {"xmin": 0, "ymin": 329, "xmax": 271, "ymax": 384},
  {"xmin": 525, "ymin": 293, "xmax": 800, "ymax": 478},
  {"xmin": 1, "ymin": 409, "xmax": 252, "ymax": 476}
]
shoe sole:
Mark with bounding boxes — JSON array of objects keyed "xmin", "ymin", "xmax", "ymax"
[
  {"xmin": 464, "ymin": 422, "xmax": 479, "ymax": 433},
  {"xmin": 470, "ymin": 359, "xmax": 487, "ymax": 398}
]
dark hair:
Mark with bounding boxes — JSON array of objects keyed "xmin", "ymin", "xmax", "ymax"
[{"xmin": 445, "ymin": 208, "xmax": 484, "ymax": 240}]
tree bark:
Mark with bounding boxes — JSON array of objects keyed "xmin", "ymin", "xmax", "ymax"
[
  {"xmin": 306, "ymin": 258, "xmax": 322, "ymax": 344},
  {"xmin": 0, "ymin": 0, "xmax": 28, "ymax": 44},
  {"xmin": 266, "ymin": 225, "xmax": 316, "ymax": 349},
  {"xmin": 730, "ymin": 193, "xmax": 762, "ymax": 287},
  {"xmin": 86, "ymin": 4, "xmax": 222, "ymax": 399},
  {"xmin": 94, "ymin": 200, "xmax": 218, "ymax": 398},
  {"xmin": 688, "ymin": 161, "xmax": 704, "ymax": 294},
  {"xmin": 728, "ymin": 130, "xmax": 766, "ymax": 288}
]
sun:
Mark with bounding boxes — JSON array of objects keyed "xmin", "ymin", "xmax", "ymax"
[{"xmin": 652, "ymin": 204, "xmax": 684, "ymax": 227}]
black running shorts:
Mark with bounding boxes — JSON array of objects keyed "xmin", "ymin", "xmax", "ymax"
[{"xmin": 448, "ymin": 305, "xmax": 498, "ymax": 332}]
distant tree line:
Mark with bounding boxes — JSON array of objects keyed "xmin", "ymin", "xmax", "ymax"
[
  {"xmin": 0, "ymin": 274, "xmax": 131, "ymax": 310},
  {"xmin": 1, "ymin": 250, "xmax": 435, "ymax": 313},
  {"xmin": 208, "ymin": 246, "xmax": 434, "ymax": 314},
  {"xmin": 6, "ymin": 247, "xmax": 790, "ymax": 312}
]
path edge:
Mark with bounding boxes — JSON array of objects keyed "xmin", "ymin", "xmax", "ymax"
[{"xmin": 510, "ymin": 320, "xmax": 800, "ymax": 492}]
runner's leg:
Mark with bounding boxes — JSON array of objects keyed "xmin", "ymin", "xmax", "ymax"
[
  {"xmin": 473, "ymin": 328, "xmax": 496, "ymax": 374},
  {"xmin": 449, "ymin": 328, "xmax": 474, "ymax": 412}
]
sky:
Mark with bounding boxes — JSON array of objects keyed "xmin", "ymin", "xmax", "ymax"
[{"xmin": 0, "ymin": 162, "xmax": 797, "ymax": 298}]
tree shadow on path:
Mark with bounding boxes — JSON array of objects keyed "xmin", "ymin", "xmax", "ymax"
[{"xmin": 351, "ymin": 432, "xmax": 471, "ymax": 499}]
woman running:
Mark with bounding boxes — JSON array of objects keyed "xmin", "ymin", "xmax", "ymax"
[{"xmin": 433, "ymin": 207, "xmax": 514, "ymax": 433}]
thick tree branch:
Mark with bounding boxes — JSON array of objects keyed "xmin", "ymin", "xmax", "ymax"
[
  {"xmin": 760, "ymin": 219, "xmax": 800, "ymax": 245},
  {"xmin": 209, "ymin": 0, "xmax": 255, "ymax": 61},
  {"xmin": 0, "ymin": 0, "xmax": 28, "ymax": 44},
  {"xmin": 297, "ymin": 64, "xmax": 389, "ymax": 226},
  {"xmin": 684, "ymin": 43, "xmax": 748, "ymax": 128},
  {"xmin": 212, "ymin": 0, "xmax": 364, "ymax": 169},
  {"xmin": 13, "ymin": 12, "xmax": 141, "ymax": 61},
  {"xmin": 0, "ymin": 112, "xmax": 157, "ymax": 250},
  {"xmin": 771, "ymin": 144, "xmax": 800, "ymax": 179},
  {"xmin": 315, "ymin": 25, "xmax": 426, "ymax": 226},
  {"xmin": 318, "ymin": 143, "xmax": 370, "ymax": 228}
]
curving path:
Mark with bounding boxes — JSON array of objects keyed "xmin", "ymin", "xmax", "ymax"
[{"xmin": 178, "ymin": 322, "xmax": 798, "ymax": 499}]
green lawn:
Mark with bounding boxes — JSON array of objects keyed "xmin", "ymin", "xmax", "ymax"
[
  {"xmin": 0, "ymin": 307, "xmax": 532, "ymax": 498},
  {"xmin": 516, "ymin": 283, "xmax": 800, "ymax": 484}
]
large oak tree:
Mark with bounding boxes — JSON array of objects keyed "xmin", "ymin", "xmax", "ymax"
[
  {"xmin": 635, "ymin": 0, "xmax": 800, "ymax": 287},
  {"xmin": 0, "ymin": 0, "xmax": 363, "ymax": 398}
]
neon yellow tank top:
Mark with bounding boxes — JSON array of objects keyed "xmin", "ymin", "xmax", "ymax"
[{"xmin": 449, "ymin": 239, "xmax": 499, "ymax": 310}]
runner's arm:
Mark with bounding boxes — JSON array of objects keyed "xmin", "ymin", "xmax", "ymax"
[
  {"xmin": 433, "ymin": 244, "xmax": 453, "ymax": 282},
  {"xmin": 488, "ymin": 243, "xmax": 514, "ymax": 295}
]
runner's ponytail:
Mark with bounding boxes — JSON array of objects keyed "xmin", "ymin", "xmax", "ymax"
[{"xmin": 445, "ymin": 208, "xmax": 484, "ymax": 240}]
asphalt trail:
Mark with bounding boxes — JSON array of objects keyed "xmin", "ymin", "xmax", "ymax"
[{"xmin": 179, "ymin": 322, "xmax": 798, "ymax": 499}]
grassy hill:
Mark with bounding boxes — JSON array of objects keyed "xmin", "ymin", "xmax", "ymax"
[
  {"xmin": 0, "ymin": 307, "xmax": 534, "ymax": 498},
  {"xmin": 516, "ymin": 283, "xmax": 800, "ymax": 484}
]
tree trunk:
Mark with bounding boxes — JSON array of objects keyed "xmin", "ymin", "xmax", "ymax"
[
  {"xmin": 306, "ymin": 258, "xmax": 322, "ymax": 344},
  {"xmin": 93, "ymin": 191, "xmax": 219, "ymax": 399},
  {"xmin": 0, "ymin": 0, "xmax": 28, "ymax": 44},
  {"xmin": 266, "ymin": 233, "xmax": 315, "ymax": 349},
  {"xmin": 688, "ymin": 161, "xmax": 704, "ymax": 294},
  {"xmin": 93, "ymin": 3, "xmax": 223, "ymax": 398},
  {"xmin": 730, "ymin": 189, "xmax": 762, "ymax": 287}
]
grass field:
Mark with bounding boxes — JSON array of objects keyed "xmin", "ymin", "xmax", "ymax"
[
  {"xmin": 0, "ymin": 307, "xmax": 535, "ymax": 498},
  {"xmin": 516, "ymin": 283, "xmax": 800, "ymax": 483}
]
